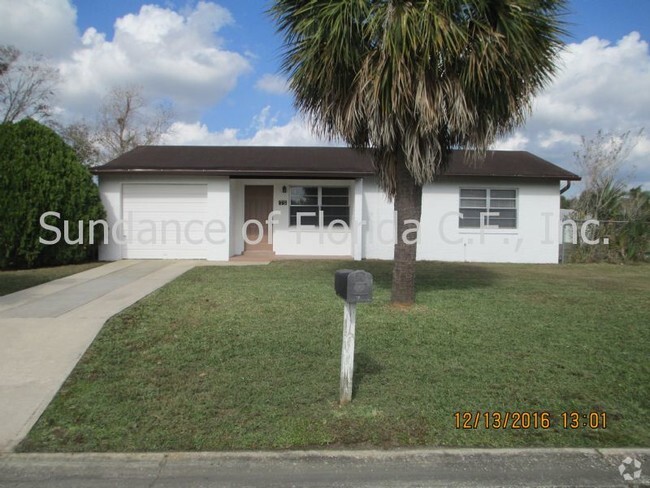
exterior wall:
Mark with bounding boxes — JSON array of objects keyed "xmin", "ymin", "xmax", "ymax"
[
  {"xmin": 97, "ymin": 174, "xmax": 230, "ymax": 261},
  {"xmin": 98, "ymin": 174, "xmax": 561, "ymax": 264},
  {"xmin": 229, "ymin": 178, "xmax": 358, "ymax": 258},
  {"xmin": 97, "ymin": 177, "xmax": 122, "ymax": 261},
  {"xmin": 229, "ymin": 178, "xmax": 245, "ymax": 257},
  {"xmin": 361, "ymin": 176, "xmax": 561, "ymax": 264},
  {"xmin": 362, "ymin": 178, "xmax": 396, "ymax": 260}
]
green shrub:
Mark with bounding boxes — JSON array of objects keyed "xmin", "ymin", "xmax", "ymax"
[{"xmin": 0, "ymin": 119, "xmax": 105, "ymax": 269}]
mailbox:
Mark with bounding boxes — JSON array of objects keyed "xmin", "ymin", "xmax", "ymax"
[{"xmin": 335, "ymin": 269, "xmax": 373, "ymax": 303}]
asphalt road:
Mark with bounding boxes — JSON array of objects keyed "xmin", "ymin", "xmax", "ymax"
[{"xmin": 1, "ymin": 448, "xmax": 648, "ymax": 487}]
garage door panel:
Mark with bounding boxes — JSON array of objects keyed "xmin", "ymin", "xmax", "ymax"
[
  {"xmin": 125, "ymin": 213, "xmax": 208, "ymax": 225},
  {"xmin": 122, "ymin": 184, "xmax": 208, "ymax": 259},
  {"xmin": 123, "ymin": 184, "xmax": 207, "ymax": 197},
  {"xmin": 124, "ymin": 201, "xmax": 207, "ymax": 211}
]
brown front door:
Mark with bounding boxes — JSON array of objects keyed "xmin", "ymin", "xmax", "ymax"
[{"xmin": 244, "ymin": 186, "xmax": 274, "ymax": 252}]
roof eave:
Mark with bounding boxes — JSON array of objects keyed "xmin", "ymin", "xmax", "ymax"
[
  {"xmin": 442, "ymin": 173, "xmax": 581, "ymax": 181},
  {"xmin": 91, "ymin": 168, "xmax": 375, "ymax": 178}
]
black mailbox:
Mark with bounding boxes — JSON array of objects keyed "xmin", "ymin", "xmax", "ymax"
[{"xmin": 335, "ymin": 269, "xmax": 373, "ymax": 303}]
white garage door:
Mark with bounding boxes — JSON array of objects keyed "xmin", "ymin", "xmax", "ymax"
[{"xmin": 122, "ymin": 184, "xmax": 208, "ymax": 259}]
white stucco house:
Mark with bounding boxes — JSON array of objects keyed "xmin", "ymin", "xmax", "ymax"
[{"xmin": 92, "ymin": 146, "xmax": 580, "ymax": 264}]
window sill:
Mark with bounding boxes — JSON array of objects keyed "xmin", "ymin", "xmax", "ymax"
[
  {"xmin": 458, "ymin": 229, "xmax": 519, "ymax": 235},
  {"xmin": 287, "ymin": 227, "xmax": 350, "ymax": 233}
]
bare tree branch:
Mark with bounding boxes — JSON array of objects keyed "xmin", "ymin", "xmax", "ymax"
[
  {"xmin": 58, "ymin": 121, "xmax": 101, "ymax": 167},
  {"xmin": 95, "ymin": 85, "xmax": 174, "ymax": 162},
  {"xmin": 0, "ymin": 46, "xmax": 19, "ymax": 77},
  {"xmin": 0, "ymin": 45, "xmax": 59, "ymax": 123},
  {"xmin": 574, "ymin": 128, "xmax": 644, "ymax": 220}
]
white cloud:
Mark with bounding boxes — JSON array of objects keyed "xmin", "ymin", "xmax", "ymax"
[
  {"xmin": 162, "ymin": 106, "xmax": 338, "ymax": 147},
  {"xmin": 246, "ymin": 118, "xmax": 336, "ymax": 146},
  {"xmin": 538, "ymin": 130, "xmax": 581, "ymax": 149},
  {"xmin": 0, "ymin": 0, "xmax": 78, "ymax": 58},
  {"xmin": 162, "ymin": 121, "xmax": 240, "ymax": 145},
  {"xmin": 161, "ymin": 118, "xmax": 324, "ymax": 146},
  {"xmin": 533, "ymin": 33, "xmax": 650, "ymax": 131},
  {"xmin": 251, "ymin": 106, "xmax": 278, "ymax": 131},
  {"xmin": 3, "ymin": 2, "xmax": 647, "ymax": 189},
  {"xmin": 495, "ymin": 32, "xmax": 650, "ymax": 189},
  {"xmin": 631, "ymin": 134, "xmax": 650, "ymax": 158},
  {"xmin": 492, "ymin": 132, "xmax": 529, "ymax": 151},
  {"xmin": 255, "ymin": 74, "xmax": 289, "ymax": 95},
  {"xmin": 55, "ymin": 1, "xmax": 250, "ymax": 121}
]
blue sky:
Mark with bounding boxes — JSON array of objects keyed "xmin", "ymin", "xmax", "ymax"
[
  {"xmin": 1, "ymin": 0, "xmax": 649, "ymax": 188},
  {"xmin": 72, "ymin": 0, "xmax": 295, "ymax": 132},
  {"xmin": 565, "ymin": 0, "xmax": 649, "ymax": 40},
  {"xmin": 69, "ymin": 0, "xmax": 650, "ymax": 133}
]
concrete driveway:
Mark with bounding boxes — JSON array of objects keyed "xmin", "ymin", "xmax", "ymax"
[{"xmin": 0, "ymin": 260, "xmax": 199, "ymax": 452}]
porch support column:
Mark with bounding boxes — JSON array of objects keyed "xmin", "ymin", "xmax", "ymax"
[{"xmin": 353, "ymin": 178, "xmax": 364, "ymax": 261}]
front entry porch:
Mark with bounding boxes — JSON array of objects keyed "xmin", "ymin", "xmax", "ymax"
[
  {"xmin": 229, "ymin": 178, "xmax": 364, "ymax": 261},
  {"xmin": 242, "ymin": 185, "xmax": 275, "ymax": 259}
]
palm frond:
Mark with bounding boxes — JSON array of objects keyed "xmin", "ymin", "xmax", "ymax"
[{"xmin": 270, "ymin": 0, "xmax": 567, "ymax": 196}]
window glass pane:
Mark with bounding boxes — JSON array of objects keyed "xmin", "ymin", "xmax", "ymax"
[
  {"xmin": 289, "ymin": 186, "xmax": 350, "ymax": 227},
  {"xmin": 322, "ymin": 187, "xmax": 349, "ymax": 197},
  {"xmin": 291, "ymin": 186, "xmax": 318, "ymax": 197},
  {"xmin": 290, "ymin": 215, "xmax": 319, "ymax": 226},
  {"xmin": 459, "ymin": 217, "xmax": 481, "ymax": 228},
  {"xmin": 460, "ymin": 198, "xmax": 487, "ymax": 208},
  {"xmin": 322, "ymin": 196, "xmax": 349, "ymax": 206},
  {"xmin": 459, "ymin": 209, "xmax": 484, "ymax": 219},
  {"xmin": 289, "ymin": 206, "xmax": 318, "ymax": 226},
  {"xmin": 290, "ymin": 206, "xmax": 319, "ymax": 216},
  {"xmin": 322, "ymin": 207, "xmax": 348, "ymax": 216},
  {"xmin": 489, "ymin": 218, "xmax": 517, "ymax": 228},
  {"xmin": 322, "ymin": 206, "xmax": 349, "ymax": 225},
  {"xmin": 490, "ymin": 199, "xmax": 516, "ymax": 208},
  {"xmin": 290, "ymin": 187, "xmax": 318, "ymax": 205},
  {"xmin": 489, "ymin": 209, "xmax": 516, "ymax": 219},
  {"xmin": 459, "ymin": 188, "xmax": 517, "ymax": 229},
  {"xmin": 460, "ymin": 189, "xmax": 487, "ymax": 198},
  {"xmin": 490, "ymin": 190, "xmax": 516, "ymax": 198}
]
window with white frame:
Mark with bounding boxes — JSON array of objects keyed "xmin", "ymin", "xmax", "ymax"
[
  {"xmin": 289, "ymin": 186, "xmax": 350, "ymax": 226},
  {"xmin": 459, "ymin": 189, "xmax": 517, "ymax": 229}
]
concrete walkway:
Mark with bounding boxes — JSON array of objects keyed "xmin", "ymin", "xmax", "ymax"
[
  {"xmin": 0, "ymin": 260, "xmax": 200, "ymax": 452},
  {"xmin": 0, "ymin": 448, "xmax": 648, "ymax": 487}
]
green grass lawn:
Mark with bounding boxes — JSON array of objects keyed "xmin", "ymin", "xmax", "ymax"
[
  {"xmin": 18, "ymin": 261, "xmax": 649, "ymax": 452},
  {"xmin": 0, "ymin": 263, "xmax": 102, "ymax": 297}
]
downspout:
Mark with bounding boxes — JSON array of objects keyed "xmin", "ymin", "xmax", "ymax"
[{"xmin": 559, "ymin": 180, "xmax": 572, "ymax": 264}]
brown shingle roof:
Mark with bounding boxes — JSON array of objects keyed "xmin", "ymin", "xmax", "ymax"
[{"xmin": 92, "ymin": 146, "xmax": 581, "ymax": 180}]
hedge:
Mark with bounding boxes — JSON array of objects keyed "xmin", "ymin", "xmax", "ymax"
[{"xmin": 0, "ymin": 119, "xmax": 105, "ymax": 269}]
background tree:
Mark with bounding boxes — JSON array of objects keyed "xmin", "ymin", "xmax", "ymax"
[
  {"xmin": 571, "ymin": 129, "xmax": 648, "ymax": 262},
  {"xmin": 271, "ymin": 0, "xmax": 566, "ymax": 304},
  {"xmin": 615, "ymin": 187, "xmax": 649, "ymax": 261},
  {"xmin": 95, "ymin": 85, "xmax": 173, "ymax": 163},
  {"xmin": 0, "ymin": 119, "xmax": 105, "ymax": 269},
  {"xmin": 58, "ymin": 121, "xmax": 101, "ymax": 167},
  {"xmin": 0, "ymin": 45, "xmax": 59, "ymax": 123},
  {"xmin": 51, "ymin": 86, "xmax": 174, "ymax": 166},
  {"xmin": 560, "ymin": 194, "xmax": 575, "ymax": 209},
  {"xmin": 574, "ymin": 129, "xmax": 643, "ymax": 220}
]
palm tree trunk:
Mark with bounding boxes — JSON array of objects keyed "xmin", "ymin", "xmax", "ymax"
[{"xmin": 391, "ymin": 162, "xmax": 423, "ymax": 304}]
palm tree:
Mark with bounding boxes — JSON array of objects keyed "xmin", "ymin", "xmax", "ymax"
[{"xmin": 270, "ymin": 0, "xmax": 566, "ymax": 304}]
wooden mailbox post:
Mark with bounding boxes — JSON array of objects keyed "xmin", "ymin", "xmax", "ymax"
[{"xmin": 334, "ymin": 269, "xmax": 373, "ymax": 405}]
